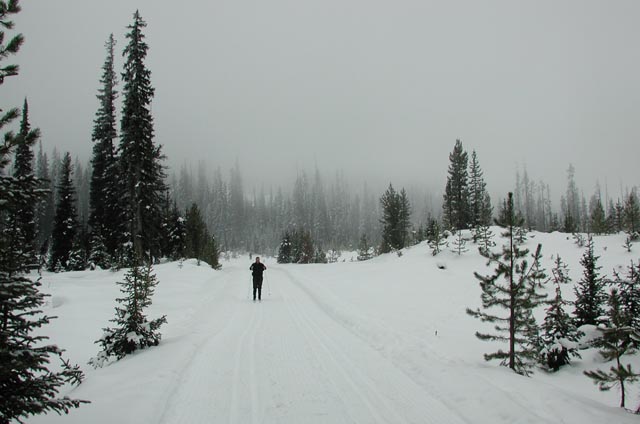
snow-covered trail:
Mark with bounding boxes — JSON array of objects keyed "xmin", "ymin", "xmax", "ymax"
[
  {"xmin": 156, "ymin": 264, "xmax": 467, "ymax": 424},
  {"xmin": 29, "ymin": 243, "xmax": 640, "ymax": 424}
]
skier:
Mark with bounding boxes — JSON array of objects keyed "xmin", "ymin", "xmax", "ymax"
[{"xmin": 250, "ymin": 256, "xmax": 267, "ymax": 302}]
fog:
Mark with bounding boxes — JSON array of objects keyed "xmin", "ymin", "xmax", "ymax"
[{"xmin": 4, "ymin": 0, "xmax": 640, "ymax": 204}]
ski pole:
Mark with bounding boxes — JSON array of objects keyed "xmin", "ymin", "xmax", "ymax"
[{"xmin": 266, "ymin": 272, "xmax": 271, "ymax": 296}]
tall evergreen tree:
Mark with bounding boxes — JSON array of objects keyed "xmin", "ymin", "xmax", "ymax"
[
  {"xmin": 469, "ymin": 150, "xmax": 491, "ymax": 230},
  {"xmin": 11, "ymin": 98, "xmax": 39, "ymax": 267},
  {"xmin": 34, "ymin": 142, "xmax": 54, "ymax": 255},
  {"xmin": 0, "ymin": 3, "xmax": 86, "ymax": 420},
  {"xmin": 379, "ymin": 184, "xmax": 411, "ymax": 253},
  {"xmin": 48, "ymin": 153, "xmax": 78, "ymax": 271},
  {"xmin": 589, "ymin": 195, "xmax": 607, "ymax": 235},
  {"xmin": 119, "ymin": 11, "xmax": 166, "ymax": 262},
  {"xmin": 442, "ymin": 139, "xmax": 470, "ymax": 230},
  {"xmin": 89, "ymin": 33, "xmax": 121, "ymax": 257},
  {"xmin": 467, "ymin": 193, "xmax": 548, "ymax": 375},
  {"xmin": 185, "ymin": 203, "xmax": 207, "ymax": 265},
  {"xmin": 573, "ymin": 236, "xmax": 607, "ymax": 327},
  {"xmin": 624, "ymin": 190, "xmax": 639, "ymax": 237}
]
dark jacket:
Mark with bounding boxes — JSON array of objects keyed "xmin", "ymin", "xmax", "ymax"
[{"xmin": 250, "ymin": 262, "xmax": 266, "ymax": 279}]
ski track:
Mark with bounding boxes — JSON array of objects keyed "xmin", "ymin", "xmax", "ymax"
[
  {"xmin": 273, "ymin": 267, "xmax": 467, "ymax": 424},
  {"xmin": 153, "ymin": 264, "xmax": 469, "ymax": 423}
]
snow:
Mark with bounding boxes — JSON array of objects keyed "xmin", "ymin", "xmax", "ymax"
[{"xmin": 30, "ymin": 230, "xmax": 640, "ymax": 423}]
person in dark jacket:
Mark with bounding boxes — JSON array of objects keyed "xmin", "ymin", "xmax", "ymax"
[{"xmin": 249, "ymin": 257, "xmax": 267, "ymax": 301}]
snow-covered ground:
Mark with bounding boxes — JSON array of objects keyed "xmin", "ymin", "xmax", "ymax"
[{"xmin": 30, "ymin": 230, "xmax": 640, "ymax": 423}]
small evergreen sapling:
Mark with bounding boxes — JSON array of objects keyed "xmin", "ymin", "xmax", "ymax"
[
  {"xmin": 622, "ymin": 235, "xmax": 632, "ymax": 253},
  {"xmin": 90, "ymin": 262, "xmax": 167, "ymax": 368},
  {"xmin": 541, "ymin": 259, "xmax": 582, "ymax": 372},
  {"xmin": 357, "ymin": 233, "xmax": 373, "ymax": 261},
  {"xmin": 450, "ymin": 229, "xmax": 468, "ymax": 256},
  {"xmin": 584, "ymin": 289, "xmax": 640, "ymax": 409},
  {"xmin": 427, "ymin": 219, "xmax": 448, "ymax": 256}
]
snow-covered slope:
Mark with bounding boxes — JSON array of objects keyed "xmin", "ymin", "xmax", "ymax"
[{"xmin": 30, "ymin": 230, "xmax": 640, "ymax": 423}]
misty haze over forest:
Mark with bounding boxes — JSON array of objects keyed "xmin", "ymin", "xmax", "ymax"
[{"xmin": 4, "ymin": 0, "xmax": 639, "ymax": 206}]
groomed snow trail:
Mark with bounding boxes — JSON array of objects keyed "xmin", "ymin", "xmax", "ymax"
[{"xmin": 156, "ymin": 263, "xmax": 468, "ymax": 424}]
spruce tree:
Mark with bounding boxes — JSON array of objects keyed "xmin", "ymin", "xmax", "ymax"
[
  {"xmin": 185, "ymin": 203, "xmax": 206, "ymax": 265},
  {"xmin": 379, "ymin": 184, "xmax": 411, "ymax": 253},
  {"xmin": 442, "ymin": 139, "xmax": 470, "ymax": 230},
  {"xmin": 1, "ymin": 3, "xmax": 87, "ymax": 420},
  {"xmin": 541, "ymin": 257, "xmax": 581, "ymax": 371},
  {"xmin": 624, "ymin": 190, "xmax": 639, "ymax": 238},
  {"xmin": 34, "ymin": 143, "xmax": 54, "ymax": 258},
  {"xmin": 469, "ymin": 150, "xmax": 491, "ymax": 235},
  {"xmin": 398, "ymin": 188, "xmax": 412, "ymax": 249},
  {"xmin": 467, "ymin": 193, "xmax": 548, "ymax": 375},
  {"xmin": 589, "ymin": 196, "xmax": 607, "ymax": 235},
  {"xmin": 119, "ymin": 11, "xmax": 166, "ymax": 262},
  {"xmin": 450, "ymin": 229, "xmax": 468, "ymax": 255},
  {"xmin": 584, "ymin": 289, "xmax": 640, "ymax": 409},
  {"xmin": 573, "ymin": 236, "xmax": 607, "ymax": 327},
  {"xmin": 277, "ymin": 231, "xmax": 292, "ymax": 263},
  {"xmin": 380, "ymin": 184, "xmax": 399, "ymax": 253},
  {"xmin": 357, "ymin": 233, "xmax": 373, "ymax": 261},
  {"xmin": 613, "ymin": 261, "xmax": 640, "ymax": 334},
  {"xmin": 12, "ymin": 98, "xmax": 39, "ymax": 268},
  {"xmin": 426, "ymin": 219, "xmax": 447, "ymax": 256},
  {"xmin": 89, "ymin": 33, "xmax": 121, "ymax": 258},
  {"xmin": 48, "ymin": 153, "xmax": 78, "ymax": 271},
  {"xmin": 90, "ymin": 262, "xmax": 167, "ymax": 367},
  {"xmin": 203, "ymin": 232, "xmax": 221, "ymax": 270}
]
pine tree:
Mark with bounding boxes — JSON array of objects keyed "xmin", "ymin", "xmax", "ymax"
[
  {"xmin": 450, "ymin": 229, "xmax": 468, "ymax": 255},
  {"xmin": 119, "ymin": 11, "xmax": 166, "ymax": 262},
  {"xmin": 584, "ymin": 289, "xmax": 640, "ymax": 409},
  {"xmin": 202, "ymin": 232, "xmax": 221, "ymax": 270},
  {"xmin": 427, "ymin": 219, "xmax": 447, "ymax": 256},
  {"xmin": 11, "ymin": 98, "xmax": 39, "ymax": 268},
  {"xmin": 613, "ymin": 261, "xmax": 640, "ymax": 333},
  {"xmin": 34, "ymin": 143, "xmax": 54, "ymax": 256},
  {"xmin": 379, "ymin": 184, "xmax": 411, "ymax": 253},
  {"xmin": 277, "ymin": 231, "xmax": 292, "ymax": 264},
  {"xmin": 357, "ymin": 233, "xmax": 373, "ymax": 261},
  {"xmin": 469, "ymin": 150, "xmax": 491, "ymax": 235},
  {"xmin": 466, "ymin": 193, "xmax": 548, "ymax": 375},
  {"xmin": 622, "ymin": 236, "xmax": 633, "ymax": 253},
  {"xmin": 624, "ymin": 190, "xmax": 639, "ymax": 238},
  {"xmin": 89, "ymin": 33, "xmax": 121, "ymax": 258},
  {"xmin": 398, "ymin": 188, "xmax": 412, "ymax": 249},
  {"xmin": 48, "ymin": 153, "xmax": 78, "ymax": 271},
  {"xmin": 541, "ymin": 256, "xmax": 581, "ymax": 371},
  {"xmin": 90, "ymin": 262, "xmax": 167, "ymax": 367},
  {"xmin": 573, "ymin": 236, "xmax": 607, "ymax": 327},
  {"xmin": 185, "ymin": 203, "xmax": 207, "ymax": 265},
  {"xmin": 442, "ymin": 139, "xmax": 470, "ymax": 230},
  {"xmin": 589, "ymin": 195, "xmax": 607, "ymax": 235},
  {"xmin": 0, "ymin": 3, "xmax": 87, "ymax": 420}
]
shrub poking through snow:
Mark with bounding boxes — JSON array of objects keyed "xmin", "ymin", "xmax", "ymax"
[{"xmin": 90, "ymin": 262, "xmax": 167, "ymax": 368}]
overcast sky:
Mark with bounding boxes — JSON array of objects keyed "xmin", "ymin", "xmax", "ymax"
[{"xmin": 5, "ymin": 0, "xmax": 640, "ymax": 203}]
